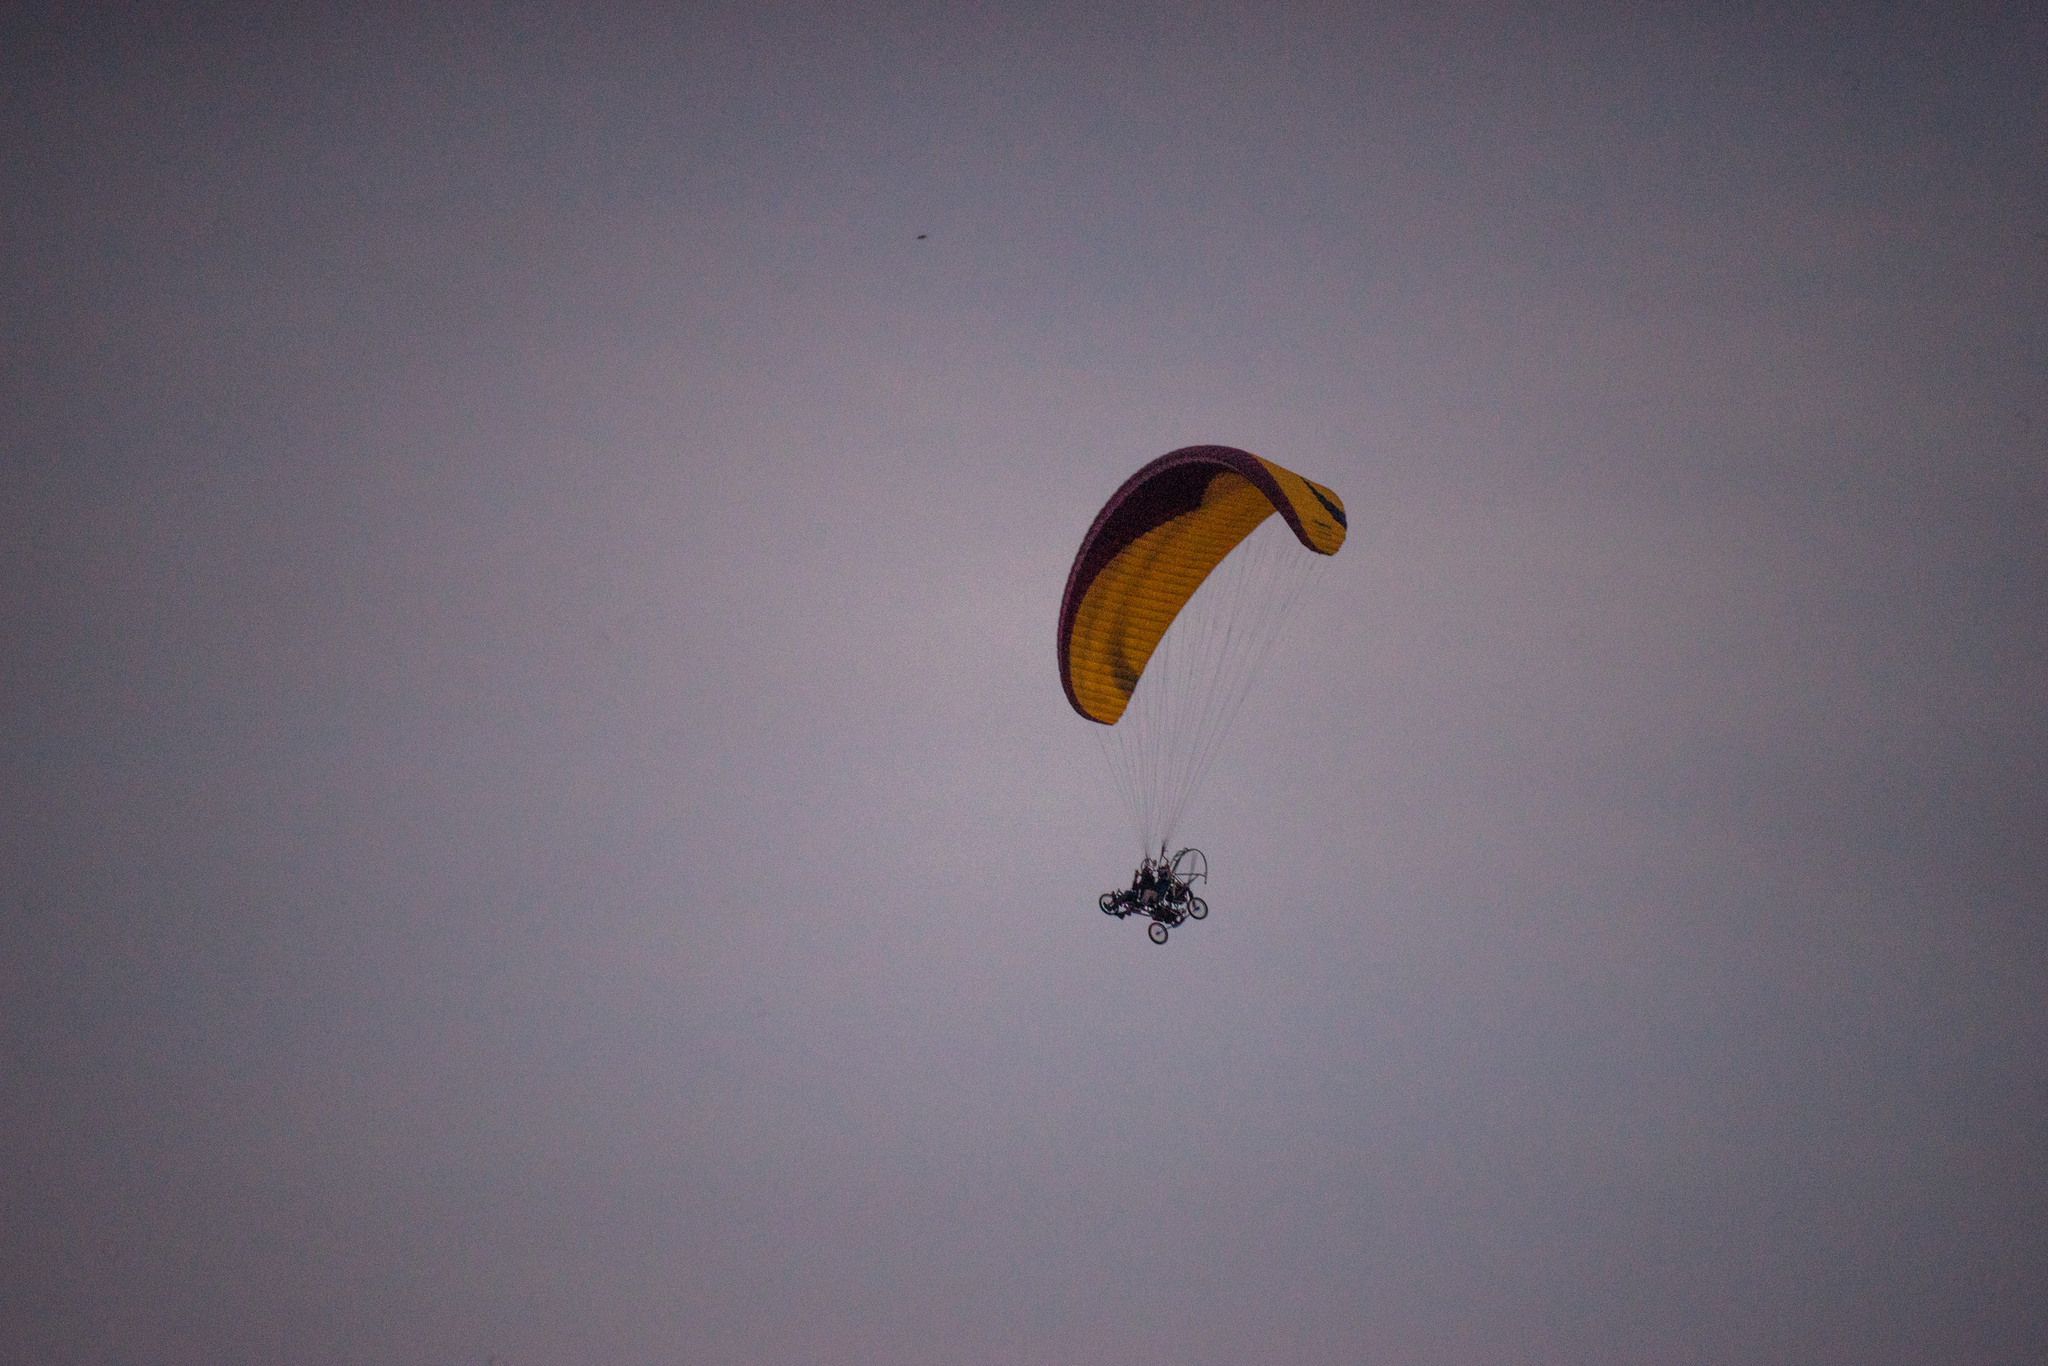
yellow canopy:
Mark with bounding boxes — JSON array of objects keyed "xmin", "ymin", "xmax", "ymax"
[{"xmin": 1058, "ymin": 447, "xmax": 1345, "ymax": 724}]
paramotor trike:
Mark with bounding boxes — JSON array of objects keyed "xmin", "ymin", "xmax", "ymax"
[{"xmin": 1099, "ymin": 847, "xmax": 1209, "ymax": 944}]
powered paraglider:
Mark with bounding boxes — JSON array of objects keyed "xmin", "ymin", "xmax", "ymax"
[{"xmin": 1058, "ymin": 446, "xmax": 1345, "ymax": 941}]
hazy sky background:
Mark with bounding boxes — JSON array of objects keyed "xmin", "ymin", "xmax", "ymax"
[{"xmin": 5, "ymin": 4, "xmax": 2044, "ymax": 1363}]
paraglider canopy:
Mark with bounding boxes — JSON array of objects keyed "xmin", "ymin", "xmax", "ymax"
[
  {"xmin": 1058, "ymin": 446, "xmax": 1346, "ymax": 725},
  {"xmin": 1061, "ymin": 445, "xmax": 1347, "ymax": 860}
]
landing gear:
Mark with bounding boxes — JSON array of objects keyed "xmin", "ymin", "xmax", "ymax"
[{"xmin": 1148, "ymin": 922, "xmax": 1170, "ymax": 944}]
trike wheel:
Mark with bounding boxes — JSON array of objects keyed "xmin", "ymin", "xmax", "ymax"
[
  {"xmin": 1100, "ymin": 893, "xmax": 1119, "ymax": 916},
  {"xmin": 1147, "ymin": 922, "xmax": 1170, "ymax": 944},
  {"xmin": 1189, "ymin": 897, "xmax": 1207, "ymax": 920}
]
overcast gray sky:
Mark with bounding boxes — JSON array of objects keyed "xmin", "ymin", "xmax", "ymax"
[{"xmin": 5, "ymin": 3, "xmax": 2045, "ymax": 1363}]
